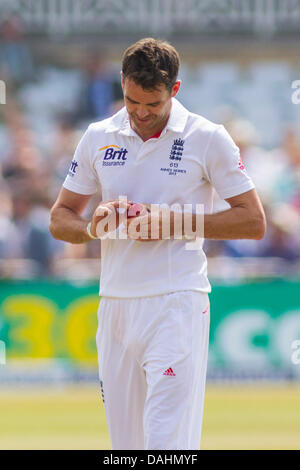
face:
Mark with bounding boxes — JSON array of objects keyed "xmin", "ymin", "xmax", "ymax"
[{"xmin": 121, "ymin": 75, "xmax": 180, "ymax": 138}]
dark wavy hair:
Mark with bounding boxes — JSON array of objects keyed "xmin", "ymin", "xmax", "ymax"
[{"xmin": 122, "ymin": 38, "xmax": 180, "ymax": 92}]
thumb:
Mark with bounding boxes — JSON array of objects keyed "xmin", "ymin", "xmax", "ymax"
[{"xmin": 95, "ymin": 205, "xmax": 112, "ymax": 218}]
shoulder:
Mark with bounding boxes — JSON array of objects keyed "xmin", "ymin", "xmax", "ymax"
[
  {"xmin": 186, "ymin": 111, "xmax": 221, "ymax": 137},
  {"xmin": 174, "ymin": 99, "xmax": 221, "ymax": 139},
  {"xmin": 87, "ymin": 116, "xmax": 114, "ymax": 133},
  {"xmin": 87, "ymin": 106, "xmax": 127, "ymax": 137},
  {"xmin": 172, "ymin": 100, "xmax": 237, "ymax": 156},
  {"xmin": 186, "ymin": 111, "xmax": 235, "ymax": 151},
  {"xmin": 171, "ymin": 98, "xmax": 220, "ymax": 140}
]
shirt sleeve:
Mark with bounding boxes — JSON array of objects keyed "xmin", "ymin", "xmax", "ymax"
[
  {"xmin": 63, "ymin": 126, "xmax": 99, "ymax": 195},
  {"xmin": 204, "ymin": 125, "xmax": 255, "ymax": 200}
]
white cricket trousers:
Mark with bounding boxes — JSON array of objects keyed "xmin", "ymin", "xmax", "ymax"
[{"xmin": 96, "ymin": 290, "xmax": 210, "ymax": 450}]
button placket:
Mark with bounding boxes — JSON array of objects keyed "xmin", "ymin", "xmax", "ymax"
[{"xmin": 135, "ymin": 132, "xmax": 167, "ymax": 163}]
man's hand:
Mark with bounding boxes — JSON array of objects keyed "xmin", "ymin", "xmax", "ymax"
[
  {"xmin": 123, "ymin": 205, "xmax": 197, "ymax": 242},
  {"xmin": 124, "ymin": 205, "xmax": 165, "ymax": 242},
  {"xmin": 91, "ymin": 199, "xmax": 132, "ymax": 238}
]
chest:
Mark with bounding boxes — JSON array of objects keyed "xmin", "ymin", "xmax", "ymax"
[{"xmin": 93, "ymin": 135, "xmax": 208, "ymax": 202}]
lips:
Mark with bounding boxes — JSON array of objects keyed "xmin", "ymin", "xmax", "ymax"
[
  {"xmin": 136, "ymin": 116, "xmax": 152, "ymax": 122},
  {"xmin": 133, "ymin": 114, "xmax": 153, "ymax": 122}
]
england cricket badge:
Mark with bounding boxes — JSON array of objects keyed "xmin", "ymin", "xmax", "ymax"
[{"xmin": 169, "ymin": 138, "xmax": 184, "ymax": 161}]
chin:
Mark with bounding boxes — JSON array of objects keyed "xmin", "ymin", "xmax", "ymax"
[{"xmin": 136, "ymin": 118, "xmax": 154, "ymax": 125}]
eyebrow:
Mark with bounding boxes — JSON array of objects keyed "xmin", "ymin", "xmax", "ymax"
[{"xmin": 125, "ymin": 95, "xmax": 161, "ymax": 106}]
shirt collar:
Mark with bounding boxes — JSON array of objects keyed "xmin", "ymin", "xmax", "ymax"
[
  {"xmin": 104, "ymin": 98, "xmax": 189, "ymax": 137},
  {"xmin": 165, "ymin": 98, "xmax": 189, "ymax": 133}
]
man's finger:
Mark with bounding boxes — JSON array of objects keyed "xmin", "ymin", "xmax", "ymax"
[
  {"xmin": 125, "ymin": 213, "xmax": 150, "ymax": 232},
  {"xmin": 131, "ymin": 213, "xmax": 150, "ymax": 224},
  {"xmin": 110, "ymin": 200, "xmax": 132, "ymax": 210},
  {"xmin": 95, "ymin": 205, "xmax": 112, "ymax": 217}
]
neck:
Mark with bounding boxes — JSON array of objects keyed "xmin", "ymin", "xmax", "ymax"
[{"xmin": 131, "ymin": 118, "xmax": 169, "ymax": 142}]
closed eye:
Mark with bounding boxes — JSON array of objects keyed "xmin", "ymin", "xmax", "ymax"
[
  {"xmin": 126, "ymin": 96, "xmax": 138, "ymax": 104},
  {"xmin": 125, "ymin": 96, "xmax": 160, "ymax": 107}
]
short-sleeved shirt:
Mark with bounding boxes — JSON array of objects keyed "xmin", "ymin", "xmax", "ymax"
[{"xmin": 63, "ymin": 98, "xmax": 255, "ymax": 297}]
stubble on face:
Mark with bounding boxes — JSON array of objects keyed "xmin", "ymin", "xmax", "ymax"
[
  {"xmin": 122, "ymin": 78, "xmax": 173, "ymax": 141},
  {"xmin": 130, "ymin": 106, "xmax": 170, "ymax": 136}
]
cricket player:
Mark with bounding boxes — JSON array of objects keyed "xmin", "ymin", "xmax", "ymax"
[{"xmin": 49, "ymin": 38, "xmax": 266, "ymax": 450}]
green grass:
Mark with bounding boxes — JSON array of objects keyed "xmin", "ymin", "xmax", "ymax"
[
  {"xmin": 201, "ymin": 384, "xmax": 300, "ymax": 450},
  {"xmin": 0, "ymin": 383, "xmax": 299, "ymax": 450}
]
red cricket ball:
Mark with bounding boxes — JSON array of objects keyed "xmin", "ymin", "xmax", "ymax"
[{"xmin": 127, "ymin": 203, "xmax": 144, "ymax": 218}]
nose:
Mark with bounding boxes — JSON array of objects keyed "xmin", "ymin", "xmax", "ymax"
[{"xmin": 136, "ymin": 106, "xmax": 149, "ymax": 119}]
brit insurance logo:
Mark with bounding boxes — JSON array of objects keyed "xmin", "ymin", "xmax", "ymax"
[
  {"xmin": 160, "ymin": 138, "xmax": 187, "ymax": 176},
  {"xmin": 68, "ymin": 160, "xmax": 78, "ymax": 177},
  {"xmin": 99, "ymin": 145, "xmax": 128, "ymax": 167}
]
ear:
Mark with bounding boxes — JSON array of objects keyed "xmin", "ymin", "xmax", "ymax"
[
  {"xmin": 120, "ymin": 71, "xmax": 124, "ymax": 89},
  {"xmin": 171, "ymin": 80, "xmax": 181, "ymax": 98}
]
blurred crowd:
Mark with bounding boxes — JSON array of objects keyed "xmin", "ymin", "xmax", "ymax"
[{"xmin": 1, "ymin": 17, "xmax": 300, "ymax": 280}]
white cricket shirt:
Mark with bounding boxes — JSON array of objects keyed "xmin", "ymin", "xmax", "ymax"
[{"xmin": 63, "ymin": 98, "xmax": 255, "ymax": 297}]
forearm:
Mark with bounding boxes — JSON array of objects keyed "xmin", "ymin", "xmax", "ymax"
[
  {"xmin": 134, "ymin": 206, "xmax": 263, "ymax": 241},
  {"xmin": 128, "ymin": 190, "xmax": 266, "ymax": 242},
  {"xmin": 202, "ymin": 206, "xmax": 264, "ymax": 240},
  {"xmin": 169, "ymin": 207, "xmax": 264, "ymax": 240},
  {"xmin": 49, "ymin": 206, "xmax": 91, "ymax": 244}
]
